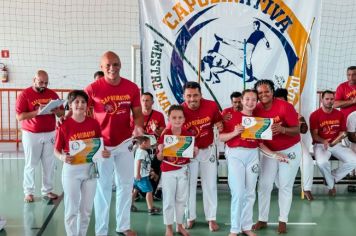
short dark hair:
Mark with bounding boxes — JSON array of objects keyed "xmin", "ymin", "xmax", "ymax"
[
  {"xmin": 168, "ymin": 104, "xmax": 184, "ymax": 116},
  {"xmin": 253, "ymin": 20, "xmax": 261, "ymax": 29},
  {"xmin": 142, "ymin": 92, "xmax": 154, "ymax": 100},
  {"xmin": 347, "ymin": 66, "xmax": 356, "ymax": 71},
  {"xmin": 183, "ymin": 81, "xmax": 201, "ymax": 93},
  {"xmin": 274, "ymin": 88, "xmax": 288, "ymax": 101},
  {"xmin": 67, "ymin": 90, "xmax": 89, "ymax": 104},
  {"xmin": 254, "ymin": 79, "xmax": 275, "ymax": 94},
  {"xmin": 230, "ymin": 91, "xmax": 242, "ymax": 100},
  {"xmin": 242, "ymin": 89, "xmax": 258, "ymax": 98},
  {"xmin": 93, "ymin": 71, "xmax": 104, "ymax": 79},
  {"xmin": 321, "ymin": 90, "xmax": 334, "ymax": 98},
  {"xmin": 134, "ymin": 135, "xmax": 150, "ymax": 144}
]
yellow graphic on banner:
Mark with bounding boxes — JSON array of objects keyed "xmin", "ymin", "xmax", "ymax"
[
  {"xmin": 69, "ymin": 138, "xmax": 104, "ymax": 165},
  {"xmin": 163, "ymin": 135, "xmax": 195, "ymax": 158}
]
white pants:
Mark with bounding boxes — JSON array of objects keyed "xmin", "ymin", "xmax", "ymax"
[
  {"xmin": 226, "ymin": 147, "xmax": 259, "ymax": 234},
  {"xmin": 94, "ymin": 141, "xmax": 134, "ymax": 235},
  {"xmin": 300, "ymin": 141, "xmax": 314, "ymax": 191},
  {"xmin": 62, "ymin": 163, "xmax": 97, "ymax": 236},
  {"xmin": 162, "ymin": 167, "xmax": 188, "ymax": 225},
  {"xmin": 187, "ymin": 146, "xmax": 217, "ymax": 221},
  {"xmin": 258, "ymin": 143, "xmax": 301, "ymax": 223},
  {"xmin": 22, "ymin": 130, "xmax": 56, "ymax": 195},
  {"xmin": 314, "ymin": 143, "xmax": 356, "ymax": 189}
]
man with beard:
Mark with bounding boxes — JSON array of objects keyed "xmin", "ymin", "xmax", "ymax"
[
  {"xmin": 16, "ymin": 70, "xmax": 64, "ymax": 203},
  {"xmin": 310, "ymin": 90, "xmax": 356, "ymax": 196}
]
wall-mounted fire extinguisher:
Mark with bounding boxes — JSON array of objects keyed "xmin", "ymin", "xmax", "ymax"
[{"xmin": 0, "ymin": 63, "xmax": 9, "ymax": 83}]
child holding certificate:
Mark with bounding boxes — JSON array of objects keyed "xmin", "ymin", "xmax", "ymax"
[
  {"xmin": 54, "ymin": 90, "xmax": 110, "ymax": 236},
  {"xmin": 220, "ymin": 89, "xmax": 288, "ymax": 236},
  {"xmin": 157, "ymin": 105, "xmax": 198, "ymax": 236}
]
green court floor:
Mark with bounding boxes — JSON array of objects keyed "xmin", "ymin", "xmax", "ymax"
[{"xmin": 1, "ymin": 151, "xmax": 356, "ymax": 236}]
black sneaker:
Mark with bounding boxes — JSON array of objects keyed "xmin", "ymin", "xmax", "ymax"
[{"xmin": 153, "ymin": 189, "xmax": 162, "ymax": 201}]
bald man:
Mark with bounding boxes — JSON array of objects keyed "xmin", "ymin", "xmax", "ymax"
[
  {"xmin": 85, "ymin": 51, "xmax": 144, "ymax": 236},
  {"xmin": 16, "ymin": 70, "xmax": 64, "ymax": 203}
]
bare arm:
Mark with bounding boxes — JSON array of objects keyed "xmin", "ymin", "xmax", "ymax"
[
  {"xmin": 311, "ymin": 128, "xmax": 329, "ymax": 149},
  {"xmin": 272, "ymin": 123, "xmax": 300, "ymax": 136},
  {"xmin": 132, "ymin": 106, "xmax": 144, "ymax": 136},
  {"xmin": 259, "ymin": 143, "xmax": 288, "ymax": 162},
  {"xmin": 16, "ymin": 110, "xmax": 40, "ymax": 121},
  {"xmin": 157, "ymin": 144, "xmax": 164, "ymax": 161},
  {"xmin": 135, "ymin": 160, "xmax": 142, "ymax": 180},
  {"xmin": 334, "ymin": 97, "xmax": 356, "ymax": 109},
  {"xmin": 219, "ymin": 124, "xmax": 244, "ymax": 142}
]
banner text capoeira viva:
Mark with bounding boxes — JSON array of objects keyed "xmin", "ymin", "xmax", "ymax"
[{"xmin": 139, "ymin": 0, "xmax": 321, "ymax": 113}]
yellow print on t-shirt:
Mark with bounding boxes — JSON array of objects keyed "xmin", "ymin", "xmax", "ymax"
[
  {"xmin": 345, "ymin": 90, "xmax": 356, "ymax": 99},
  {"xmin": 31, "ymin": 98, "xmax": 51, "ymax": 106},
  {"xmin": 70, "ymin": 130, "xmax": 96, "ymax": 141}
]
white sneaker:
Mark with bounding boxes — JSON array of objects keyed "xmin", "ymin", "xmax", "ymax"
[{"xmin": 0, "ymin": 217, "xmax": 6, "ymax": 231}]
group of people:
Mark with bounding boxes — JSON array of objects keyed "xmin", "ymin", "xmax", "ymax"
[{"xmin": 12, "ymin": 49, "xmax": 355, "ymax": 236}]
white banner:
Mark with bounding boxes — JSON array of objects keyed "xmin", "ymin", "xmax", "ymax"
[{"xmin": 139, "ymin": 0, "xmax": 321, "ymax": 118}]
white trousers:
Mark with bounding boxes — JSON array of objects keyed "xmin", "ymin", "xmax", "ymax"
[
  {"xmin": 62, "ymin": 163, "xmax": 97, "ymax": 236},
  {"xmin": 300, "ymin": 141, "xmax": 314, "ymax": 191},
  {"xmin": 94, "ymin": 141, "xmax": 134, "ymax": 235},
  {"xmin": 187, "ymin": 146, "xmax": 218, "ymax": 221},
  {"xmin": 226, "ymin": 147, "xmax": 259, "ymax": 234},
  {"xmin": 314, "ymin": 143, "xmax": 356, "ymax": 189},
  {"xmin": 258, "ymin": 143, "xmax": 301, "ymax": 223},
  {"xmin": 22, "ymin": 130, "xmax": 56, "ymax": 195},
  {"xmin": 162, "ymin": 167, "xmax": 188, "ymax": 225}
]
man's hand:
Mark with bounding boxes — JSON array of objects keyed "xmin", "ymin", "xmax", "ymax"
[
  {"xmin": 102, "ymin": 149, "xmax": 111, "ymax": 158},
  {"xmin": 215, "ymin": 121, "xmax": 224, "ymax": 132}
]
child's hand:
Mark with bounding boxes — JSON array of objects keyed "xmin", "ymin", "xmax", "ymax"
[
  {"xmin": 193, "ymin": 146, "xmax": 199, "ymax": 157},
  {"xmin": 275, "ymin": 153, "xmax": 289, "ymax": 163},
  {"xmin": 233, "ymin": 124, "xmax": 244, "ymax": 136},
  {"xmin": 102, "ymin": 148, "xmax": 111, "ymax": 158},
  {"xmin": 61, "ymin": 153, "xmax": 74, "ymax": 164},
  {"xmin": 135, "ymin": 173, "xmax": 141, "ymax": 180}
]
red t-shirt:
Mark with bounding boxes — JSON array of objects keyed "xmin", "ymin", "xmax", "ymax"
[
  {"xmin": 55, "ymin": 117, "xmax": 102, "ymax": 153},
  {"xmin": 221, "ymin": 108, "xmax": 260, "ymax": 148},
  {"xmin": 335, "ymin": 81, "xmax": 356, "ymax": 119},
  {"xmin": 254, "ymin": 99, "xmax": 300, "ymax": 151},
  {"xmin": 85, "ymin": 77, "xmax": 141, "ymax": 146},
  {"xmin": 309, "ymin": 108, "xmax": 346, "ymax": 144},
  {"xmin": 182, "ymin": 99, "xmax": 223, "ymax": 148},
  {"xmin": 130, "ymin": 109, "xmax": 166, "ymax": 138},
  {"xmin": 158, "ymin": 128, "xmax": 191, "ymax": 172},
  {"xmin": 16, "ymin": 87, "xmax": 61, "ymax": 133}
]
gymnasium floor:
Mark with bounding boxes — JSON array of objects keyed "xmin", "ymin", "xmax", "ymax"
[{"xmin": 1, "ymin": 147, "xmax": 356, "ymax": 236}]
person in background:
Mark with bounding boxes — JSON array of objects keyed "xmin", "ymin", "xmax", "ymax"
[
  {"xmin": 93, "ymin": 71, "xmax": 104, "ymax": 80},
  {"xmin": 16, "ymin": 70, "xmax": 64, "ymax": 203}
]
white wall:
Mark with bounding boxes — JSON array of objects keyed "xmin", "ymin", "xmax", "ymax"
[
  {"xmin": 0, "ymin": 0, "xmax": 355, "ymax": 91},
  {"xmin": 0, "ymin": 0, "xmax": 140, "ymax": 89}
]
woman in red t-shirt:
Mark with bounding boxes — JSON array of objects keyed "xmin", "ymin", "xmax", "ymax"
[
  {"xmin": 157, "ymin": 105, "xmax": 198, "ymax": 236},
  {"xmin": 54, "ymin": 90, "xmax": 110, "ymax": 236},
  {"xmin": 220, "ymin": 89, "xmax": 287, "ymax": 236}
]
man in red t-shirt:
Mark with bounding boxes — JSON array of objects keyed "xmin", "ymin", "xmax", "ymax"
[
  {"xmin": 334, "ymin": 66, "xmax": 356, "ymax": 120},
  {"xmin": 182, "ymin": 81, "xmax": 223, "ymax": 232},
  {"xmin": 310, "ymin": 90, "xmax": 356, "ymax": 196},
  {"xmin": 16, "ymin": 70, "xmax": 64, "ymax": 203},
  {"xmin": 85, "ymin": 51, "xmax": 144, "ymax": 236}
]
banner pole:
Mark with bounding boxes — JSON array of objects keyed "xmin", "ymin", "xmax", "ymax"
[
  {"xmin": 299, "ymin": 17, "xmax": 315, "ymax": 200},
  {"xmin": 198, "ymin": 37, "xmax": 202, "ymax": 84},
  {"xmin": 243, "ymin": 39, "xmax": 247, "ymax": 90}
]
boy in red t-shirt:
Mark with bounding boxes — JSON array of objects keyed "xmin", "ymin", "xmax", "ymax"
[{"xmin": 157, "ymin": 105, "xmax": 198, "ymax": 236}]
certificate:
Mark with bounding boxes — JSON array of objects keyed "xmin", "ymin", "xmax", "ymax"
[
  {"xmin": 38, "ymin": 99, "xmax": 65, "ymax": 115},
  {"xmin": 163, "ymin": 135, "xmax": 195, "ymax": 158},
  {"xmin": 69, "ymin": 137, "xmax": 104, "ymax": 164},
  {"xmin": 241, "ymin": 116, "xmax": 273, "ymax": 140}
]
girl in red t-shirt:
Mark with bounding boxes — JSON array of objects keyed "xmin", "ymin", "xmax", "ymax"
[
  {"xmin": 54, "ymin": 90, "xmax": 110, "ymax": 236},
  {"xmin": 220, "ymin": 89, "xmax": 287, "ymax": 236},
  {"xmin": 157, "ymin": 105, "xmax": 198, "ymax": 236}
]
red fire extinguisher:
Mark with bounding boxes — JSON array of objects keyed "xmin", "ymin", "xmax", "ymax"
[{"xmin": 0, "ymin": 63, "xmax": 8, "ymax": 83}]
